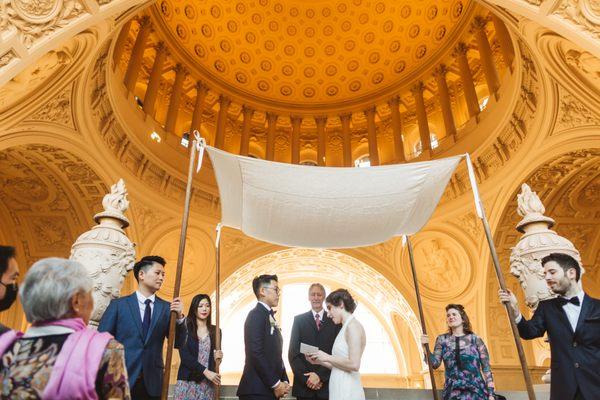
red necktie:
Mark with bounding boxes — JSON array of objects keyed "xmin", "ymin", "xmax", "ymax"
[{"xmin": 315, "ymin": 313, "xmax": 321, "ymax": 331}]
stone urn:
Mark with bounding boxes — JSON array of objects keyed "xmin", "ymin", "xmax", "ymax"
[
  {"xmin": 509, "ymin": 183, "xmax": 582, "ymax": 383},
  {"xmin": 70, "ymin": 179, "xmax": 136, "ymax": 327}
]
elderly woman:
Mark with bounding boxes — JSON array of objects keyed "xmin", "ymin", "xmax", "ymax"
[{"xmin": 0, "ymin": 257, "xmax": 130, "ymax": 399}]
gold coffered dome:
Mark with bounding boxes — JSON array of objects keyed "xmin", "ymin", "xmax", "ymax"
[{"xmin": 153, "ymin": 0, "xmax": 473, "ymax": 109}]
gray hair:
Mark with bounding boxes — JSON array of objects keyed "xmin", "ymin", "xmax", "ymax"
[
  {"xmin": 20, "ymin": 257, "xmax": 92, "ymax": 323},
  {"xmin": 308, "ymin": 283, "xmax": 326, "ymax": 294}
]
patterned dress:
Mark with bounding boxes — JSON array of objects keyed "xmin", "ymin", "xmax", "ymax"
[
  {"xmin": 173, "ymin": 334, "xmax": 215, "ymax": 400},
  {"xmin": 429, "ymin": 333, "xmax": 495, "ymax": 400},
  {"xmin": 0, "ymin": 335, "xmax": 130, "ymax": 399}
]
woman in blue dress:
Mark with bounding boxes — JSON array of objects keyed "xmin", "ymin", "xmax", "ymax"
[{"xmin": 422, "ymin": 304, "xmax": 496, "ymax": 400}]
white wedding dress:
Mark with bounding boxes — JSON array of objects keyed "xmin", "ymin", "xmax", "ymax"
[{"xmin": 329, "ymin": 315, "xmax": 366, "ymax": 400}]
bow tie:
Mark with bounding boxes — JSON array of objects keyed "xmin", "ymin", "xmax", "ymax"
[{"xmin": 557, "ymin": 296, "xmax": 580, "ymax": 307}]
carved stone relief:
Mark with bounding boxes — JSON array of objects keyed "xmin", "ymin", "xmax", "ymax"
[
  {"xmin": 557, "ymin": 0, "xmax": 600, "ymax": 39},
  {"xmin": 554, "ymin": 86, "xmax": 600, "ymax": 133},
  {"xmin": 26, "ymin": 82, "xmax": 75, "ymax": 128}
]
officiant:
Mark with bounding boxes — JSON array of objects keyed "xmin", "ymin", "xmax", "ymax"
[{"xmin": 289, "ymin": 283, "xmax": 340, "ymax": 400}]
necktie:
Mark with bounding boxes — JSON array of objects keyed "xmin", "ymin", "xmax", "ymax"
[
  {"xmin": 142, "ymin": 298, "xmax": 152, "ymax": 340},
  {"xmin": 557, "ymin": 296, "xmax": 580, "ymax": 306},
  {"xmin": 269, "ymin": 309, "xmax": 276, "ymax": 318},
  {"xmin": 315, "ymin": 313, "xmax": 321, "ymax": 331}
]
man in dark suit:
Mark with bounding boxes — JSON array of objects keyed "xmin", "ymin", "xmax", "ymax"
[
  {"xmin": 99, "ymin": 255, "xmax": 185, "ymax": 399},
  {"xmin": 238, "ymin": 274, "xmax": 290, "ymax": 400},
  {"xmin": 499, "ymin": 252, "xmax": 600, "ymax": 400},
  {"xmin": 289, "ymin": 283, "xmax": 339, "ymax": 400}
]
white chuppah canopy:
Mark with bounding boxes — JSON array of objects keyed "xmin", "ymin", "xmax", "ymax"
[{"xmin": 206, "ymin": 146, "xmax": 463, "ymax": 248}]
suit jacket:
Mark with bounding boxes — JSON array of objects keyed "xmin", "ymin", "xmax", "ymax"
[
  {"xmin": 98, "ymin": 292, "xmax": 185, "ymax": 397},
  {"xmin": 176, "ymin": 327, "xmax": 221, "ymax": 383},
  {"xmin": 517, "ymin": 293, "xmax": 600, "ymax": 400},
  {"xmin": 289, "ymin": 310, "xmax": 340, "ymax": 399},
  {"xmin": 237, "ymin": 304, "xmax": 289, "ymax": 399}
]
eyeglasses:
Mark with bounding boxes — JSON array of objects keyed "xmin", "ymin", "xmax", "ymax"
[{"xmin": 264, "ymin": 286, "xmax": 281, "ymax": 294}]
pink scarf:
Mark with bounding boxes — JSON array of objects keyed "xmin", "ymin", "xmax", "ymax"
[{"xmin": 0, "ymin": 318, "xmax": 113, "ymax": 399}]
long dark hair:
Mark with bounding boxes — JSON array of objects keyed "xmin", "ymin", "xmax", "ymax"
[
  {"xmin": 186, "ymin": 294, "xmax": 216, "ymax": 341},
  {"xmin": 445, "ymin": 303, "xmax": 473, "ymax": 335}
]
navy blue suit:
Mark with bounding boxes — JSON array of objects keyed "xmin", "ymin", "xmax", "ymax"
[
  {"xmin": 517, "ymin": 293, "xmax": 600, "ymax": 400},
  {"xmin": 237, "ymin": 304, "xmax": 289, "ymax": 400},
  {"xmin": 98, "ymin": 293, "xmax": 185, "ymax": 397}
]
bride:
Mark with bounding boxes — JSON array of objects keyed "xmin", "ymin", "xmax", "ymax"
[{"xmin": 307, "ymin": 289, "xmax": 366, "ymax": 400}]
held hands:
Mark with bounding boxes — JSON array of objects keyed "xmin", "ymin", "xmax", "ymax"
[
  {"xmin": 273, "ymin": 381, "xmax": 290, "ymax": 398},
  {"xmin": 203, "ymin": 369, "xmax": 221, "ymax": 386},
  {"xmin": 304, "ymin": 372, "xmax": 322, "ymax": 391},
  {"xmin": 498, "ymin": 289, "xmax": 519, "ymax": 316},
  {"xmin": 170, "ymin": 297, "xmax": 184, "ymax": 319}
]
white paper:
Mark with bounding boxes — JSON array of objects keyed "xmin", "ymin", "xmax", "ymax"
[{"xmin": 300, "ymin": 342, "xmax": 319, "ymax": 355}]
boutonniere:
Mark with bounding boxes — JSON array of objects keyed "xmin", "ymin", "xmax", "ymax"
[{"xmin": 269, "ymin": 315, "xmax": 280, "ymax": 334}]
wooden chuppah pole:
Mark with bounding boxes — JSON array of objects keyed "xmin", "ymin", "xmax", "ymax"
[
  {"xmin": 214, "ymin": 223, "xmax": 223, "ymax": 400},
  {"xmin": 405, "ymin": 236, "xmax": 440, "ymax": 400},
  {"xmin": 464, "ymin": 154, "xmax": 536, "ymax": 400},
  {"xmin": 160, "ymin": 134, "xmax": 202, "ymax": 400}
]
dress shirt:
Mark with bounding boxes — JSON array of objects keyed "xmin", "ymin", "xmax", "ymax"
[
  {"xmin": 311, "ymin": 309, "xmax": 325, "ymax": 321},
  {"xmin": 136, "ymin": 291, "xmax": 185, "ymax": 324},
  {"xmin": 516, "ymin": 290, "xmax": 584, "ymax": 332},
  {"xmin": 257, "ymin": 301, "xmax": 284, "ymax": 389}
]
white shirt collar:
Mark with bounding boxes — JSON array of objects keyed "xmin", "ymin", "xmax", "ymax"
[
  {"xmin": 258, "ymin": 301, "xmax": 272, "ymax": 312},
  {"xmin": 136, "ymin": 290, "xmax": 156, "ymax": 304},
  {"xmin": 311, "ymin": 309, "xmax": 325, "ymax": 319},
  {"xmin": 562, "ymin": 290, "xmax": 585, "ymax": 303}
]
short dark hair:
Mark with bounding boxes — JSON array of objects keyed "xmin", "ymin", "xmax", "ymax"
[
  {"xmin": 326, "ymin": 289, "xmax": 357, "ymax": 313},
  {"xmin": 0, "ymin": 246, "xmax": 16, "ymax": 276},
  {"xmin": 133, "ymin": 255, "xmax": 166, "ymax": 281},
  {"xmin": 541, "ymin": 253, "xmax": 581, "ymax": 281},
  {"xmin": 252, "ymin": 274, "xmax": 278, "ymax": 298},
  {"xmin": 445, "ymin": 304, "xmax": 473, "ymax": 334}
]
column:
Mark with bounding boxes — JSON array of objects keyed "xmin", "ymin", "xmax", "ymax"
[
  {"xmin": 190, "ymin": 82, "xmax": 208, "ymax": 134},
  {"xmin": 411, "ymin": 82, "xmax": 432, "ymax": 153},
  {"xmin": 239, "ymin": 106, "xmax": 254, "ymax": 156},
  {"xmin": 266, "ymin": 112, "xmax": 278, "ymax": 161},
  {"xmin": 453, "ymin": 42, "xmax": 480, "ymax": 119},
  {"xmin": 291, "ymin": 116, "xmax": 302, "ymax": 164},
  {"xmin": 364, "ymin": 107, "xmax": 380, "ymax": 166},
  {"xmin": 433, "ymin": 65, "xmax": 457, "ymax": 138},
  {"xmin": 315, "ymin": 116, "xmax": 327, "ymax": 166},
  {"xmin": 388, "ymin": 97, "xmax": 406, "ymax": 163},
  {"xmin": 340, "ymin": 113, "xmax": 353, "ymax": 167},
  {"xmin": 472, "ymin": 16, "xmax": 500, "ymax": 97},
  {"xmin": 214, "ymin": 96, "xmax": 231, "ymax": 149},
  {"xmin": 112, "ymin": 20, "xmax": 133, "ymax": 69},
  {"xmin": 143, "ymin": 42, "xmax": 167, "ymax": 117},
  {"xmin": 124, "ymin": 16, "xmax": 151, "ymax": 92},
  {"xmin": 164, "ymin": 64, "xmax": 186, "ymax": 133},
  {"xmin": 491, "ymin": 14, "xmax": 515, "ymax": 72}
]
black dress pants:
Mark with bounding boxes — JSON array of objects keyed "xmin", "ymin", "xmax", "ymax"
[{"xmin": 131, "ymin": 375, "xmax": 159, "ymax": 400}]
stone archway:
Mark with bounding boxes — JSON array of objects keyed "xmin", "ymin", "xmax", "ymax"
[{"xmin": 216, "ymin": 248, "xmax": 425, "ymax": 387}]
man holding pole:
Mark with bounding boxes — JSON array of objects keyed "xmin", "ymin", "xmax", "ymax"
[
  {"xmin": 99, "ymin": 255, "xmax": 186, "ymax": 399},
  {"xmin": 499, "ymin": 253, "xmax": 600, "ymax": 400}
]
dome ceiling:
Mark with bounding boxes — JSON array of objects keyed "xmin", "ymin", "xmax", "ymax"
[{"xmin": 154, "ymin": 0, "xmax": 473, "ymax": 109}]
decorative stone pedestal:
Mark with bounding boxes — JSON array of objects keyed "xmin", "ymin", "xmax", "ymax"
[{"xmin": 70, "ymin": 179, "xmax": 136, "ymax": 327}]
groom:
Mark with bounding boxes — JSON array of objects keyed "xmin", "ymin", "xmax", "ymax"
[{"xmin": 238, "ymin": 274, "xmax": 290, "ymax": 399}]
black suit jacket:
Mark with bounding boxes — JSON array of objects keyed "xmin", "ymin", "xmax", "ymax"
[
  {"xmin": 517, "ymin": 293, "xmax": 600, "ymax": 400},
  {"xmin": 176, "ymin": 327, "xmax": 221, "ymax": 383},
  {"xmin": 237, "ymin": 304, "xmax": 289, "ymax": 399},
  {"xmin": 289, "ymin": 310, "xmax": 340, "ymax": 399}
]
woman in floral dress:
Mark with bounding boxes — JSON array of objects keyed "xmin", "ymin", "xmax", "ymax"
[
  {"xmin": 422, "ymin": 304, "xmax": 496, "ymax": 400},
  {"xmin": 174, "ymin": 294, "xmax": 223, "ymax": 400}
]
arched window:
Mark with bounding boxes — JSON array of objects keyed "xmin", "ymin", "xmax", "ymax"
[
  {"xmin": 479, "ymin": 96, "xmax": 490, "ymax": 111},
  {"xmin": 219, "ymin": 282, "xmax": 400, "ymax": 375},
  {"xmin": 354, "ymin": 155, "xmax": 371, "ymax": 168},
  {"xmin": 413, "ymin": 132, "xmax": 439, "ymax": 154}
]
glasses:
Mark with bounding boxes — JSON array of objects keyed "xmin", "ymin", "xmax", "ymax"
[{"xmin": 264, "ymin": 286, "xmax": 281, "ymax": 294}]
